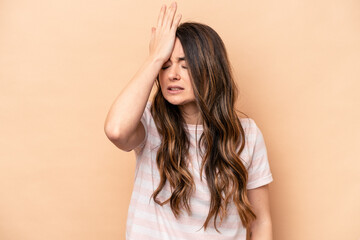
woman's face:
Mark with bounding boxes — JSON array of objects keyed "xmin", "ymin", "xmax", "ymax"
[{"xmin": 159, "ymin": 38, "xmax": 197, "ymax": 112}]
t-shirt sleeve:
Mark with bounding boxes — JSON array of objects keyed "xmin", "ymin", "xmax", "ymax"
[
  {"xmin": 246, "ymin": 120, "xmax": 273, "ymax": 189},
  {"xmin": 133, "ymin": 101, "xmax": 151, "ymax": 154}
]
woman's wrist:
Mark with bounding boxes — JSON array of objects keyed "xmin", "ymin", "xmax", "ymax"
[{"xmin": 147, "ymin": 54, "xmax": 166, "ymax": 66}]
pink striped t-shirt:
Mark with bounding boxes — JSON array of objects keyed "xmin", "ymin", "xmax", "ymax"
[{"xmin": 126, "ymin": 101, "xmax": 273, "ymax": 240}]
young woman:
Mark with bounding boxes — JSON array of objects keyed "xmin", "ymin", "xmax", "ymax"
[{"xmin": 104, "ymin": 2, "xmax": 273, "ymax": 239}]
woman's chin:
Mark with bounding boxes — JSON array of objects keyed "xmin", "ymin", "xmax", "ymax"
[{"xmin": 165, "ymin": 99, "xmax": 184, "ymax": 106}]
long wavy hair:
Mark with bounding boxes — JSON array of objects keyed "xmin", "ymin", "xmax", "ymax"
[{"xmin": 150, "ymin": 22, "xmax": 256, "ymax": 231}]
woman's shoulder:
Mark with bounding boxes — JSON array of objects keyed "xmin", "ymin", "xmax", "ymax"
[
  {"xmin": 239, "ymin": 117, "xmax": 257, "ymax": 131},
  {"xmin": 239, "ymin": 117, "xmax": 262, "ymax": 145},
  {"xmin": 142, "ymin": 101, "xmax": 153, "ymax": 119},
  {"xmin": 145, "ymin": 100, "xmax": 152, "ymax": 110}
]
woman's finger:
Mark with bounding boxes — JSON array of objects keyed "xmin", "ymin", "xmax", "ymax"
[
  {"xmin": 150, "ymin": 27, "xmax": 156, "ymax": 39},
  {"xmin": 156, "ymin": 5, "xmax": 166, "ymax": 29},
  {"xmin": 163, "ymin": 2, "xmax": 177, "ymax": 29},
  {"xmin": 171, "ymin": 13, "xmax": 182, "ymax": 32},
  {"xmin": 149, "ymin": 27, "xmax": 156, "ymax": 52}
]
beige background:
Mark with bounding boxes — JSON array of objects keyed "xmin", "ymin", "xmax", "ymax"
[{"xmin": 1, "ymin": 0, "xmax": 359, "ymax": 239}]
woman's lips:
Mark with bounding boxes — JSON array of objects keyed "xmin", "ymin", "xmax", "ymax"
[
  {"xmin": 167, "ymin": 88, "xmax": 184, "ymax": 94},
  {"xmin": 167, "ymin": 86, "xmax": 184, "ymax": 94}
]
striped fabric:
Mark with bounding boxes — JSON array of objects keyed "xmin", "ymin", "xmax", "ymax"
[{"xmin": 126, "ymin": 101, "xmax": 273, "ymax": 240}]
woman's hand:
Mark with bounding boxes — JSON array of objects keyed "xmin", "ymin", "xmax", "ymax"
[{"xmin": 149, "ymin": 2, "xmax": 182, "ymax": 64}]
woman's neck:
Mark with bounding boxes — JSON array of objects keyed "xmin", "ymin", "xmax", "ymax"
[{"xmin": 179, "ymin": 102, "xmax": 202, "ymax": 125}]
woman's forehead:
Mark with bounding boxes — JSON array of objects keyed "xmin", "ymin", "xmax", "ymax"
[{"xmin": 171, "ymin": 39, "xmax": 185, "ymax": 56}]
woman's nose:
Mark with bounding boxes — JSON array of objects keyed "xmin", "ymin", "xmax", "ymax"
[{"xmin": 168, "ymin": 66, "xmax": 180, "ymax": 80}]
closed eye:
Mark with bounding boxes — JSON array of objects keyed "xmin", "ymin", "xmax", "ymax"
[{"xmin": 161, "ymin": 65, "xmax": 187, "ymax": 70}]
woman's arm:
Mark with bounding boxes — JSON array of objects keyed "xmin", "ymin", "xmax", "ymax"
[
  {"xmin": 104, "ymin": 2, "xmax": 181, "ymax": 151},
  {"xmin": 104, "ymin": 56, "xmax": 162, "ymax": 151},
  {"xmin": 247, "ymin": 184, "xmax": 273, "ymax": 240}
]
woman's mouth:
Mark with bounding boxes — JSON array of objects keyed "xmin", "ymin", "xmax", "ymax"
[{"xmin": 167, "ymin": 87, "xmax": 184, "ymax": 94}]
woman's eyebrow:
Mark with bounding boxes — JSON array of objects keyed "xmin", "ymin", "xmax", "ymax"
[{"xmin": 167, "ymin": 57, "xmax": 186, "ymax": 63}]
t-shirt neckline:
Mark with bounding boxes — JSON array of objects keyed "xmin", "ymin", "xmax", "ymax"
[{"xmin": 185, "ymin": 123, "xmax": 203, "ymax": 131}]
